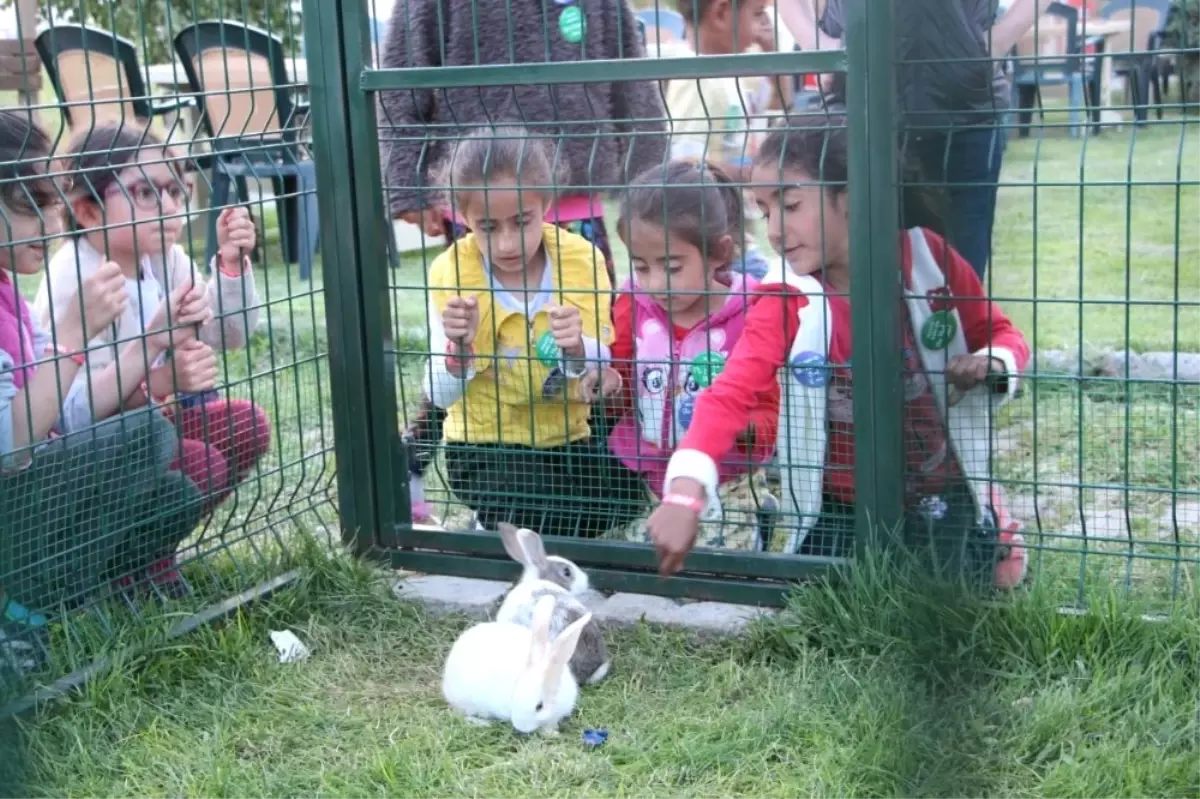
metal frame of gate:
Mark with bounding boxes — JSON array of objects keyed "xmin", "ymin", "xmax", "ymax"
[{"xmin": 303, "ymin": 0, "xmax": 903, "ymax": 607}]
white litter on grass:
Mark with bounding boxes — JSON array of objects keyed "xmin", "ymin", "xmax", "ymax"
[{"xmin": 270, "ymin": 630, "xmax": 311, "ymax": 663}]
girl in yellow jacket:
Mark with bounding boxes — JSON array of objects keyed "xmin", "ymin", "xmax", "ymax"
[{"xmin": 424, "ymin": 127, "xmax": 647, "ymax": 538}]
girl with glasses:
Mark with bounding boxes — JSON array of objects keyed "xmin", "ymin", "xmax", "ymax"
[{"xmin": 32, "ymin": 123, "xmax": 271, "ymax": 599}]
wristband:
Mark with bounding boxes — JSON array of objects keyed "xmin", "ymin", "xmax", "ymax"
[
  {"xmin": 662, "ymin": 493, "xmax": 706, "ymax": 517},
  {"xmin": 218, "ymin": 254, "xmax": 250, "ymax": 278},
  {"xmin": 48, "ymin": 343, "xmax": 87, "ymax": 367}
]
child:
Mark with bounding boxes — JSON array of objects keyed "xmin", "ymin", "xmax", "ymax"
[
  {"xmin": 426, "ymin": 127, "xmax": 647, "ymax": 538},
  {"xmin": 658, "ymin": 0, "xmax": 790, "ymax": 280},
  {"xmin": 34, "ymin": 122, "xmax": 271, "ymax": 594},
  {"xmin": 586, "ymin": 159, "xmax": 779, "ymax": 550},
  {"xmin": 646, "ymin": 115, "xmax": 1030, "ymax": 589},
  {"xmin": 1, "ymin": 111, "xmax": 201, "ymax": 663},
  {"xmin": 378, "ymin": 0, "xmax": 669, "ymax": 523}
]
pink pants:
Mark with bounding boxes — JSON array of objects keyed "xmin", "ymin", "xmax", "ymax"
[{"xmin": 162, "ymin": 399, "xmax": 271, "ymax": 506}]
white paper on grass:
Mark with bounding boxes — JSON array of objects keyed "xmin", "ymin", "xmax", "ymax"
[{"xmin": 269, "ymin": 630, "xmax": 311, "ymax": 663}]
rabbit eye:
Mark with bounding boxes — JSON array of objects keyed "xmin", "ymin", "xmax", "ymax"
[
  {"xmin": 535, "ymin": 701, "xmax": 544, "ymax": 712},
  {"xmin": 561, "ymin": 565, "xmax": 572, "ymax": 579}
]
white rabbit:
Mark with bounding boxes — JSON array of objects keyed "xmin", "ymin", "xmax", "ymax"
[
  {"xmin": 495, "ymin": 524, "xmax": 610, "ymax": 685},
  {"xmin": 442, "ymin": 595, "xmax": 590, "ymax": 735}
]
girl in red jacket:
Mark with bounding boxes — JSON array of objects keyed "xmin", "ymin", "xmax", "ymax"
[
  {"xmin": 582, "ymin": 160, "xmax": 780, "ymax": 551},
  {"xmin": 646, "ymin": 115, "xmax": 1030, "ymax": 589}
]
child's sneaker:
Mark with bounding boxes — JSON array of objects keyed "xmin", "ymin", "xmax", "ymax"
[
  {"xmin": 755, "ymin": 491, "xmax": 780, "ymax": 552},
  {"xmin": 1, "ymin": 599, "xmax": 49, "ymax": 680},
  {"xmin": 113, "ymin": 559, "xmax": 192, "ymax": 604},
  {"xmin": 410, "ymin": 473, "xmax": 434, "ymax": 524},
  {"xmin": 993, "ymin": 530, "xmax": 1028, "ymax": 590},
  {"xmin": 147, "ymin": 558, "xmax": 193, "ymax": 600}
]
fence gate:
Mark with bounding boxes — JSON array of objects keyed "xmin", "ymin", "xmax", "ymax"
[{"xmin": 304, "ymin": 0, "xmax": 904, "ymax": 606}]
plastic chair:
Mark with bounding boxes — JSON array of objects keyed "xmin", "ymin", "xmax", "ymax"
[
  {"xmin": 35, "ymin": 25, "xmax": 195, "ymax": 134},
  {"xmin": 1098, "ymin": 0, "xmax": 1172, "ymax": 123},
  {"xmin": 1010, "ymin": 2, "xmax": 1101, "ymax": 137},
  {"xmin": 173, "ymin": 21, "xmax": 318, "ymax": 281}
]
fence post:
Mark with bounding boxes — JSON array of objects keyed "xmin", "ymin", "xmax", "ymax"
[
  {"xmin": 302, "ymin": 0, "xmax": 404, "ymax": 555},
  {"xmin": 844, "ymin": 0, "xmax": 905, "ymax": 554}
]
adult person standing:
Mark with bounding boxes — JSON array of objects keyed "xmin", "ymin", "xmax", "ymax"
[{"xmin": 775, "ymin": 0, "xmax": 1051, "ymax": 281}]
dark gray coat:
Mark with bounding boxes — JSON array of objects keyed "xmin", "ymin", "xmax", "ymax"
[
  {"xmin": 378, "ymin": 0, "xmax": 668, "ymax": 217},
  {"xmin": 821, "ymin": 0, "xmax": 1008, "ymax": 129}
]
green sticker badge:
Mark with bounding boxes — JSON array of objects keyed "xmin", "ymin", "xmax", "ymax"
[
  {"xmin": 535, "ymin": 331, "xmax": 560, "ymax": 367},
  {"xmin": 689, "ymin": 351, "xmax": 727, "ymax": 389},
  {"xmin": 559, "ymin": 5, "xmax": 586, "ymax": 43},
  {"xmin": 920, "ymin": 310, "xmax": 958, "ymax": 351}
]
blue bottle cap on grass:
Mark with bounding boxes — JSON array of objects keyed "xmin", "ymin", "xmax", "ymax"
[{"xmin": 582, "ymin": 728, "xmax": 609, "ymax": 747}]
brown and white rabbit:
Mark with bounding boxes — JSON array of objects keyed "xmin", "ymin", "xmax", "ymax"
[{"xmin": 494, "ymin": 523, "xmax": 611, "ymax": 685}]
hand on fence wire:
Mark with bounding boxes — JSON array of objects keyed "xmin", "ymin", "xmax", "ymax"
[
  {"xmin": 147, "ymin": 282, "xmax": 211, "ymax": 353},
  {"xmin": 548, "ymin": 305, "xmax": 584, "ymax": 357},
  {"xmin": 66, "ymin": 260, "xmax": 128, "ymax": 343},
  {"xmin": 441, "ymin": 297, "xmax": 479, "ymax": 350},
  {"xmin": 945, "ymin": 354, "xmax": 1006, "ymax": 405},
  {"xmin": 647, "ymin": 478, "xmax": 705, "ymax": 576},
  {"xmin": 150, "ymin": 339, "xmax": 218, "ymax": 396},
  {"xmin": 576, "ymin": 367, "xmax": 623, "ymax": 403},
  {"xmin": 216, "ymin": 207, "xmax": 257, "ymax": 271}
]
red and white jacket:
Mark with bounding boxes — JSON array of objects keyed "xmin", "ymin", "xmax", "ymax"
[{"xmin": 664, "ymin": 228, "xmax": 1031, "ymax": 552}]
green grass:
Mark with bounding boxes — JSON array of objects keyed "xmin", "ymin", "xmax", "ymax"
[
  {"xmin": 992, "ymin": 123, "xmax": 1200, "ymax": 352},
  {"xmin": 3, "ymin": 547, "xmax": 1196, "ymax": 798}
]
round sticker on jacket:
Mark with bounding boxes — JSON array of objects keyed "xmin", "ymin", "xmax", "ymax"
[
  {"xmin": 689, "ymin": 351, "xmax": 726, "ymax": 389},
  {"xmin": 559, "ymin": 6, "xmax": 586, "ymax": 42},
  {"xmin": 677, "ymin": 396, "xmax": 695, "ymax": 430},
  {"xmin": 535, "ymin": 331, "xmax": 559, "ymax": 366},
  {"xmin": 790, "ymin": 351, "xmax": 828, "ymax": 388},
  {"xmin": 920, "ymin": 310, "xmax": 958, "ymax": 350}
]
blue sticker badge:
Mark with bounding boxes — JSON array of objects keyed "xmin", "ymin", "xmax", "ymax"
[
  {"xmin": 677, "ymin": 396, "xmax": 695, "ymax": 430},
  {"xmin": 541, "ymin": 367, "xmax": 567, "ymax": 399},
  {"xmin": 790, "ymin": 351, "xmax": 829, "ymax": 388}
]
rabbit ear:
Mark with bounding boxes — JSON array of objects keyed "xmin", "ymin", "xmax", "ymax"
[
  {"xmin": 499, "ymin": 523, "xmax": 527, "ymax": 564},
  {"xmin": 516, "ymin": 528, "xmax": 549, "ymax": 570},
  {"xmin": 545, "ymin": 611, "xmax": 592, "ymax": 683},
  {"xmin": 528, "ymin": 594, "xmax": 556, "ymax": 665}
]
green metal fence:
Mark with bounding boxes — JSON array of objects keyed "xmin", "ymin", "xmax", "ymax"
[
  {"xmin": 0, "ymin": 0, "xmax": 337, "ymax": 706},
  {"xmin": 0, "ymin": 0, "xmax": 1196, "ymax": 708}
]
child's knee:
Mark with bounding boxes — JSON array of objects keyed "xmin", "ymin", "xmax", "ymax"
[
  {"xmin": 173, "ymin": 439, "xmax": 231, "ymax": 499},
  {"xmin": 230, "ymin": 400, "xmax": 272, "ymax": 458}
]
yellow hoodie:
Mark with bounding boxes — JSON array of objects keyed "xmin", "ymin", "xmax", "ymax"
[{"xmin": 425, "ymin": 225, "xmax": 613, "ymax": 448}]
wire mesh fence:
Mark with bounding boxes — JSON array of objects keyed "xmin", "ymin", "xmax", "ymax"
[
  {"xmin": 0, "ymin": 0, "xmax": 1196, "ymax": 707},
  {"xmin": 373, "ymin": 0, "xmax": 1198, "ymax": 608},
  {"xmin": 0, "ymin": 0, "xmax": 337, "ymax": 703}
]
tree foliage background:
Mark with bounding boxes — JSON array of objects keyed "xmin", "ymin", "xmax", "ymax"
[{"xmin": 1, "ymin": 0, "xmax": 300, "ymax": 63}]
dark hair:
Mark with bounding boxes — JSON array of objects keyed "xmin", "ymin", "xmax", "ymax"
[
  {"xmin": 64, "ymin": 122, "xmax": 191, "ymax": 209},
  {"xmin": 0, "ymin": 110, "xmax": 63, "ymax": 216},
  {"xmin": 618, "ymin": 159, "xmax": 744, "ymax": 262},
  {"xmin": 675, "ymin": 0, "xmax": 719, "ymax": 25},
  {"xmin": 434, "ymin": 126, "xmax": 565, "ymax": 208},
  {"xmin": 753, "ymin": 111, "xmax": 947, "ymax": 236}
]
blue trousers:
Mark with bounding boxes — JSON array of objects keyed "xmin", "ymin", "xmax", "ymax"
[{"xmin": 905, "ymin": 125, "xmax": 1006, "ymax": 281}]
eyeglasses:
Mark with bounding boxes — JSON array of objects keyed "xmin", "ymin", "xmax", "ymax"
[{"xmin": 104, "ymin": 177, "xmax": 195, "ymax": 211}]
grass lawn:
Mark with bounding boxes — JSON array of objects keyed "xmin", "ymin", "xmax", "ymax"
[
  {"xmin": 991, "ymin": 123, "xmax": 1200, "ymax": 353},
  {"xmin": 3, "ymin": 547, "xmax": 1196, "ymax": 798}
]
